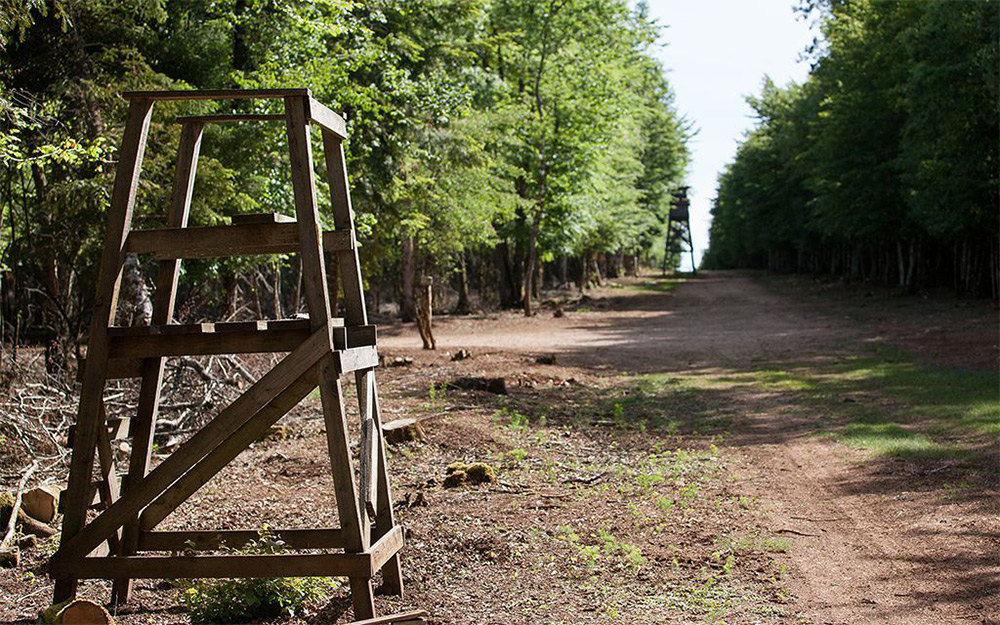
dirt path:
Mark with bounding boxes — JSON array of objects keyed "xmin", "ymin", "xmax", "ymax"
[
  {"xmin": 382, "ymin": 271, "xmax": 998, "ymax": 625},
  {"xmin": 2, "ymin": 271, "xmax": 993, "ymax": 624}
]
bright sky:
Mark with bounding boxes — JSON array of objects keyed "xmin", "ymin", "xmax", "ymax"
[{"xmin": 645, "ymin": 1, "xmax": 816, "ymax": 268}]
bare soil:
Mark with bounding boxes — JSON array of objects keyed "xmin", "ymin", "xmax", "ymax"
[{"xmin": 1, "ymin": 270, "xmax": 996, "ymax": 624}]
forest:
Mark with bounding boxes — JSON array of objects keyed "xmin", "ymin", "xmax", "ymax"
[
  {"xmin": 702, "ymin": 0, "xmax": 999, "ymax": 298},
  {"xmin": 0, "ymin": 0, "xmax": 691, "ymax": 372}
]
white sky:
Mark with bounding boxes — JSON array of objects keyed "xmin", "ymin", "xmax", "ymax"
[{"xmin": 645, "ymin": 1, "xmax": 816, "ymax": 267}]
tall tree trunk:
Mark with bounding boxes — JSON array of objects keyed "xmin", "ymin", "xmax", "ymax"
[
  {"xmin": 400, "ymin": 235, "xmax": 416, "ymax": 321},
  {"xmin": 497, "ymin": 240, "xmax": 519, "ymax": 308},
  {"xmin": 454, "ymin": 252, "xmax": 471, "ymax": 315},
  {"xmin": 522, "ymin": 207, "xmax": 543, "ymax": 316}
]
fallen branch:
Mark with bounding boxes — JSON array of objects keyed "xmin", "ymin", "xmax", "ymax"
[
  {"xmin": 1, "ymin": 461, "xmax": 39, "ymax": 566},
  {"xmin": 562, "ymin": 471, "xmax": 607, "ymax": 485}
]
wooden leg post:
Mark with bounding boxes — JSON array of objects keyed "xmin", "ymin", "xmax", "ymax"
[
  {"xmin": 111, "ymin": 119, "xmax": 203, "ymax": 606},
  {"xmin": 285, "ymin": 95, "xmax": 375, "ymax": 620},
  {"xmin": 54, "ymin": 99, "xmax": 153, "ymax": 603}
]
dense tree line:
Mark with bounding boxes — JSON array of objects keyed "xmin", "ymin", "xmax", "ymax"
[
  {"xmin": 0, "ymin": 0, "xmax": 690, "ymax": 369},
  {"xmin": 703, "ymin": 0, "xmax": 999, "ymax": 298}
]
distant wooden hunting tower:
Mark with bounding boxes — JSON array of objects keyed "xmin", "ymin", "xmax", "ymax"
[
  {"xmin": 663, "ymin": 186, "xmax": 696, "ymax": 274},
  {"xmin": 51, "ymin": 89, "xmax": 403, "ymax": 621}
]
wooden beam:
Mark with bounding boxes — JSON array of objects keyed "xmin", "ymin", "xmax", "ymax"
[
  {"xmin": 108, "ymin": 323, "xmax": 309, "ymax": 359},
  {"xmin": 127, "ymin": 223, "xmax": 298, "ymax": 258},
  {"xmin": 137, "ymin": 528, "xmax": 345, "ymax": 552},
  {"xmin": 348, "ymin": 610, "xmax": 428, "ymax": 625},
  {"xmin": 307, "ymin": 97, "xmax": 347, "ymax": 140},
  {"xmin": 285, "ymin": 93, "xmax": 374, "ymax": 619},
  {"xmin": 54, "ymin": 97, "xmax": 154, "ymax": 604},
  {"xmin": 106, "ymin": 322, "xmax": 374, "ymax": 360},
  {"xmin": 369, "ymin": 525, "xmax": 404, "ymax": 573},
  {"xmin": 125, "ymin": 224, "xmax": 354, "ymax": 259},
  {"xmin": 121, "ymin": 89, "xmax": 310, "ymax": 101},
  {"xmin": 174, "ymin": 114, "xmax": 285, "ymax": 124},
  {"xmin": 369, "ymin": 377, "xmax": 403, "ymax": 595},
  {"xmin": 138, "ymin": 368, "xmax": 318, "ymax": 531},
  {"xmin": 50, "ymin": 552, "xmax": 374, "ymax": 580}
]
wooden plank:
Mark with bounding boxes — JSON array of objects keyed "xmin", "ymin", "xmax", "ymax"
[
  {"xmin": 368, "ymin": 377, "xmax": 403, "ymax": 595},
  {"xmin": 125, "ymin": 223, "xmax": 353, "ymax": 259},
  {"xmin": 174, "ymin": 114, "xmax": 285, "ymax": 124},
  {"xmin": 321, "ymin": 130, "xmax": 368, "ymax": 326},
  {"xmin": 369, "ymin": 525, "xmax": 404, "ymax": 573},
  {"xmin": 323, "ymin": 229, "xmax": 355, "ymax": 252},
  {"xmin": 337, "ymin": 324, "xmax": 376, "ymax": 348},
  {"xmin": 50, "ymin": 552, "xmax": 374, "ymax": 580},
  {"xmin": 138, "ymin": 368, "xmax": 318, "ymax": 531},
  {"xmin": 348, "ymin": 610, "xmax": 429, "ymax": 625},
  {"xmin": 357, "ymin": 371, "xmax": 377, "ymax": 520},
  {"xmin": 337, "ymin": 346, "xmax": 379, "ymax": 374},
  {"xmin": 54, "ymin": 97, "xmax": 154, "ymax": 604},
  {"xmin": 307, "ymin": 97, "xmax": 348, "ymax": 140},
  {"xmin": 108, "ymin": 325, "xmax": 309, "ymax": 358},
  {"xmin": 107, "ymin": 322, "xmax": 373, "ymax": 359},
  {"xmin": 231, "ymin": 212, "xmax": 296, "ymax": 225},
  {"xmin": 58, "ymin": 325, "xmax": 332, "ymax": 560},
  {"xmin": 137, "ymin": 528, "xmax": 344, "ymax": 552},
  {"xmin": 121, "ymin": 89, "xmax": 310, "ymax": 101},
  {"xmin": 94, "ymin": 403, "xmax": 121, "ymax": 555},
  {"xmin": 127, "ymin": 222, "xmax": 300, "ymax": 258}
]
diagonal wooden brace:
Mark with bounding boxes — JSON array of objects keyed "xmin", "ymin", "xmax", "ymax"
[
  {"xmin": 138, "ymin": 368, "xmax": 318, "ymax": 531},
  {"xmin": 56, "ymin": 325, "xmax": 333, "ymax": 560}
]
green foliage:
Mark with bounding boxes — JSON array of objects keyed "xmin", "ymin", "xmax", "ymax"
[
  {"xmin": 1, "ymin": 0, "xmax": 691, "ymax": 360},
  {"xmin": 704, "ymin": 0, "xmax": 998, "ymax": 296},
  {"xmin": 178, "ymin": 529, "xmax": 339, "ymax": 623}
]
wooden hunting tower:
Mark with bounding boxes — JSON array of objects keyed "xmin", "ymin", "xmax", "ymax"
[
  {"xmin": 50, "ymin": 89, "xmax": 402, "ymax": 621},
  {"xmin": 663, "ymin": 186, "xmax": 696, "ymax": 273}
]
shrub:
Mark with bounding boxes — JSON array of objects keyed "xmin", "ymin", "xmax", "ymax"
[{"xmin": 179, "ymin": 529, "xmax": 340, "ymax": 623}]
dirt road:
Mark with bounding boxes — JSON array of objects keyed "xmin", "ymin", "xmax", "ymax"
[
  {"xmin": 383, "ymin": 271, "xmax": 998, "ymax": 624},
  {"xmin": 382, "ymin": 272, "xmax": 860, "ymax": 372}
]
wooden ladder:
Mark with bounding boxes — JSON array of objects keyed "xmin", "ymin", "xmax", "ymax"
[{"xmin": 51, "ymin": 89, "xmax": 403, "ymax": 621}]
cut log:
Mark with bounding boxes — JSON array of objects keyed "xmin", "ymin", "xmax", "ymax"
[
  {"xmin": 22, "ymin": 485, "xmax": 61, "ymax": 524},
  {"xmin": 381, "ymin": 418, "xmax": 425, "ymax": 444},
  {"xmin": 42, "ymin": 599, "xmax": 115, "ymax": 625}
]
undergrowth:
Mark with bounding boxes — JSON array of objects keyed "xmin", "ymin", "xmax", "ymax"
[{"xmin": 179, "ymin": 529, "xmax": 340, "ymax": 623}]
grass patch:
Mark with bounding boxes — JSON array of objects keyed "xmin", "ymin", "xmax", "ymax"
[
  {"xmin": 635, "ymin": 276, "xmax": 684, "ymax": 294},
  {"xmin": 703, "ymin": 345, "xmax": 998, "ymax": 461}
]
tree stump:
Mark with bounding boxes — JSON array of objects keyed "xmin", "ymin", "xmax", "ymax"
[{"xmin": 382, "ymin": 418, "xmax": 426, "ymax": 444}]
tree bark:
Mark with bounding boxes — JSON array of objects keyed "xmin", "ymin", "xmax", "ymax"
[
  {"xmin": 454, "ymin": 252, "xmax": 471, "ymax": 315},
  {"xmin": 400, "ymin": 235, "xmax": 416, "ymax": 321},
  {"xmin": 522, "ymin": 207, "xmax": 543, "ymax": 316}
]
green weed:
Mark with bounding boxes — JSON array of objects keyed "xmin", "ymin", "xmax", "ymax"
[{"xmin": 179, "ymin": 528, "xmax": 340, "ymax": 623}]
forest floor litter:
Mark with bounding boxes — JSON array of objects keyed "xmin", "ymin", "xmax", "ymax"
[{"xmin": 1, "ymin": 270, "xmax": 996, "ymax": 624}]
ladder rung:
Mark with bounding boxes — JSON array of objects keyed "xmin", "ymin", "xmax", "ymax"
[
  {"xmin": 174, "ymin": 114, "xmax": 285, "ymax": 124},
  {"xmin": 125, "ymin": 223, "xmax": 354, "ymax": 259},
  {"xmin": 106, "ymin": 321, "xmax": 376, "ymax": 360}
]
